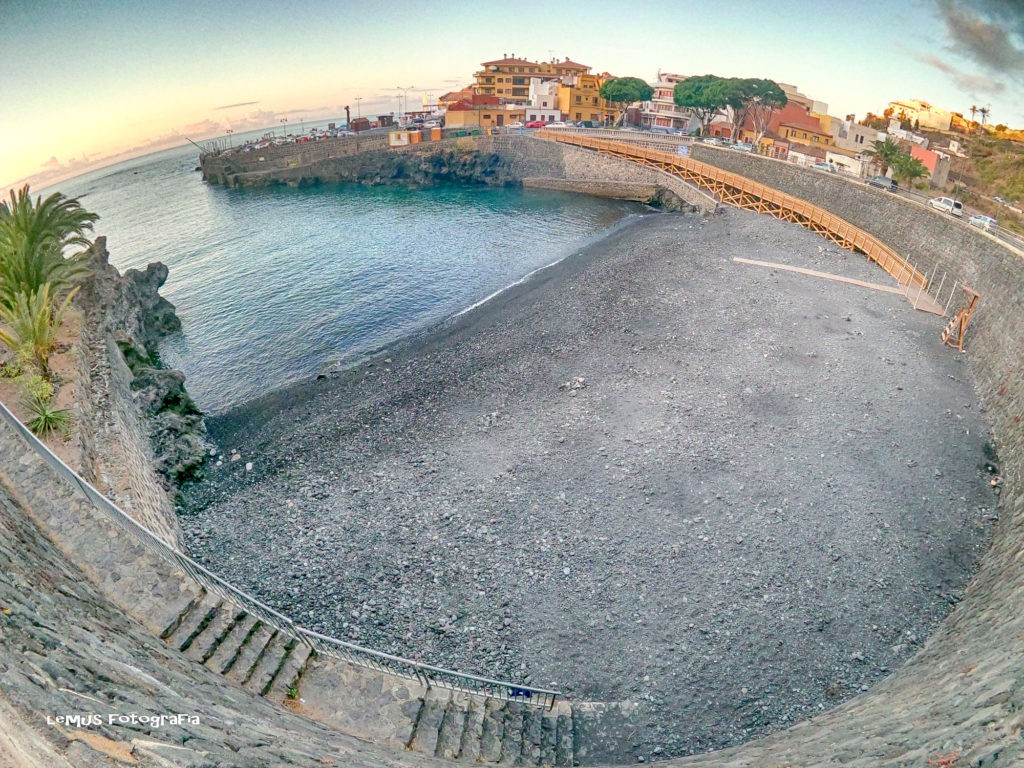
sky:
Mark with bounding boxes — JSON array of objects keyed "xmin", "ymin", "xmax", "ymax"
[{"xmin": 2, "ymin": 0, "xmax": 1022, "ymax": 190}]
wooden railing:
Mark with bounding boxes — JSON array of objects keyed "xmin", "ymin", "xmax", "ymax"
[{"xmin": 538, "ymin": 131, "xmax": 928, "ymax": 290}]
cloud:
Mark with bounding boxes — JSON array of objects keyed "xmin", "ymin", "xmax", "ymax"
[
  {"xmin": 184, "ymin": 118, "xmax": 220, "ymax": 134},
  {"xmin": 214, "ymin": 101, "xmax": 260, "ymax": 110},
  {"xmin": 934, "ymin": 0, "xmax": 1024, "ymax": 78},
  {"xmin": 920, "ymin": 54, "xmax": 1007, "ymax": 95}
]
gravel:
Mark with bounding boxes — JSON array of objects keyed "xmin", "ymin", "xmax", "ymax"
[{"xmin": 179, "ymin": 207, "xmax": 997, "ymax": 761}]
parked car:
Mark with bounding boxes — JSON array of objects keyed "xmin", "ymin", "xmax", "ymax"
[
  {"xmin": 731, "ymin": 142, "xmax": 755, "ymax": 152},
  {"xmin": 811, "ymin": 162, "xmax": 836, "ymax": 173},
  {"xmin": 968, "ymin": 214, "xmax": 997, "ymax": 230},
  {"xmin": 507, "ymin": 121, "xmax": 524, "ymax": 129},
  {"xmin": 993, "ymin": 195, "xmax": 1007, "ymax": 205},
  {"xmin": 866, "ymin": 176, "xmax": 898, "ymax": 192},
  {"xmin": 702, "ymin": 136, "xmax": 726, "ymax": 146},
  {"xmin": 525, "ymin": 120, "xmax": 547, "ymax": 128},
  {"xmin": 546, "ymin": 121, "xmax": 568, "ymax": 128},
  {"xmin": 927, "ymin": 196, "xmax": 965, "ymax": 217}
]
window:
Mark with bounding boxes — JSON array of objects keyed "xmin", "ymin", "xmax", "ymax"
[
  {"xmin": 483, "ymin": 114, "xmax": 491, "ymax": 119},
  {"xmin": 593, "ymin": 97, "xmax": 598, "ymax": 105},
  {"xmin": 575, "ymin": 113, "xmax": 581, "ymax": 120},
  {"xmin": 497, "ymin": 89, "xmax": 504, "ymax": 94},
  {"xmin": 576, "ymin": 95, "xmax": 581, "ymax": 104},
  {"xmin": 812, "ymin": 135, "xmax": 819, "ymax": 142},
  {"xmin": 497, "ymin": 78, "xmax": 504, "ymax": 83},
  {"xmin": 855, "ymin": 135, "xmax": 864, "ymax": 144}
]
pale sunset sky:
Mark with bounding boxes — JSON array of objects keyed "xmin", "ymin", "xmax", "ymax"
[{"xmin": 1, "ymin": 0, "xmax": 1022, "ymax": 190}]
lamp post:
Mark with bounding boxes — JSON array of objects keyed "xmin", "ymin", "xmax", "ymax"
[
  {"xmin": 226, "ymin": 129, "xmax": 234, "ymax": 148},
  {"xmin": 396, "ymin": 85, "xmax": 415, "ymax": 119},
  {"xmin": 280, "ymin": 117, "xmax": 288, "ymax": 136},
  {"xmin": 355, "ymin": 96, "xmax": 363, "ymax": 117}
]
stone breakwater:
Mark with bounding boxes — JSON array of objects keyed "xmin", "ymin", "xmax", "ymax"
[
  {"xmin": 198, "ymin": 134, "xmax": 716, "ymax": 213},
  {"xmin": 71, "ymin": 237, "xmax": 206, "ymax": 544}
]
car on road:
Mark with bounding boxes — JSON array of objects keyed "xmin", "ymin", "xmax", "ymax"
[
  {"xmin": 731, "ymin": 142, "xmax": 755, "ymax": 152},
  {"xmin": 507, "ymin": 121, "xmax": 524, "ymax": 129},
  {"xmin": 546, "ymin": 121, "xmax": 569, "ymax": 128},
  {"xmin": 866, "ymin": 175, "xmax": 898, "ymax": 192},
  {"xmin": 968, "ymin": 214, "xmax": 997, "ymax": 230},
  {"xmin": 811, "ymin": 161, "xmax": 836, "ymax": 173},
  {"xmin": 525, "ymin": 120, "xmax": 547, "ymax": 128},
  {"xmin": 927, "ymin": 196, "xmax": 965, "ymax": 217},
  {"xmin": 993, "ymin": 195, "xmax": 1007, "ymax": 205},
  {"xmin": 701, "ymin": 136, "xmax": 727, "ymax": 146}
]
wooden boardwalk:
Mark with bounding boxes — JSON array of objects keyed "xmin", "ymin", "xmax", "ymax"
[{"xmin": 539, "ymin": 131, "xmax": 930, "ymax": 293}]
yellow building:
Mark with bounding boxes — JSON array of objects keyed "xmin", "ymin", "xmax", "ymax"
[
  {"xmin": 474, "ymin": 54, "xmax": 590, "ymax": 103},
  {"xmin": 558, "ymin": 73, "xmax": 613, "ymax": 124}
]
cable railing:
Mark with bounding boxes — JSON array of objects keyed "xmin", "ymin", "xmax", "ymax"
[{"xmin": 0, "ymin": 396, "xmax": 561, "ymax": 709}]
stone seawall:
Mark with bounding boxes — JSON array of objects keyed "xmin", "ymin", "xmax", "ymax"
[{"xmin": 71, "ymin": 238, "xmax": 206, "ymax": 547}]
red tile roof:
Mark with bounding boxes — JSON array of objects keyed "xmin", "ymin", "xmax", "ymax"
[{"xmin": 480, "ymin": 56, "xmax": 589, "ymax": 70}]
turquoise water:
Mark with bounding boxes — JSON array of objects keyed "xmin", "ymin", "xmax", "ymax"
[{"xmin": 55, "ymin": 144, "xmax": 642, "ymax": 413}]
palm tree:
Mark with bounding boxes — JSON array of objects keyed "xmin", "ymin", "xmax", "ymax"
[
  {"xmin": 890, "ymin": 154, "xmax": 930, "ymax": 187},
  {"xmin": 0, "ymin": 186, "xmax": 97, "ymax": 307},
  {"xmin": 0, "ymin": 283, "xmax": 79, "ymax": 378},
  {"xmin": 969, "ymin": 105, "xmax": 978, "ymax": 125},
  {"xmin": 864, "ymin": 138, "xmax": 903, "ymax": 176},
  {"xmin": 979, "ymin": 106, "xmax": 990, "ymax": 126}
]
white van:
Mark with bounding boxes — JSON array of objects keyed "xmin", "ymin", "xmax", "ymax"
[{"xmin": 927, "ymin": 197, "xmax": 964, "ymax": 217}]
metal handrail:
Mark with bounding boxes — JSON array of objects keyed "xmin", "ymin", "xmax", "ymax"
[{"xmin": 0, "ymin": 397, "xmax": 561, "ymax": 707}]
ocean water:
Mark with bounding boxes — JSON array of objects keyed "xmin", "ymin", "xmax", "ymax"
[{"xmin": 54, "ymin": 143, "xmax": 642, "ymax": 413}]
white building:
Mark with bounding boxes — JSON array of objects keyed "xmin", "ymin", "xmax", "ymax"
[
  {"xmin": 639, "ymin": 72, "xmax": 699, "ymax": 132},
  {"xmin": 525, "ymin": 79, "xmax": 563, "ymax": 123},
  {"xmin": 887, "ymin": 99, "xmax": 952, "ymax": 131}
]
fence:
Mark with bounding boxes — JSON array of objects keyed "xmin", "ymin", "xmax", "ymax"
[{"xmin": 0, "ymin": 397, "xmax": 560, "ymax": 709}]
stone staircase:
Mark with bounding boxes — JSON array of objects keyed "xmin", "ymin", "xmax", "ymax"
[
  {"xmin": 406, "ymin": 688, "xmax": 575, "ymax": 766},
  {"xmin": 160, "ymin": 591, "xmax": 311, "ymax": 699}
]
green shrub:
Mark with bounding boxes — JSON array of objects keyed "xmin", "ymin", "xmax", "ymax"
[
  {"xmin": 0, "ymin": 283, "xmax": 77, "ymax": 378},
  {"xmin": 21, "ymin": 393, "xmax": 73, "ymax": 439}
]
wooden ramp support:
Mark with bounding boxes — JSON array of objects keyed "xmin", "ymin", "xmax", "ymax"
[
  {"xmin": 538, "ymin": 131, "xmax": 929, "ymax": 292},
  {"xmin": 941, "ymin": 286, "xmax": 980, "ymax": 352}
]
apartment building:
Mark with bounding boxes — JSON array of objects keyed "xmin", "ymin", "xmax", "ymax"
[
  {"xmin": 474, "ymin": 54, "xmax": 590, "ymax": 103},
  {"xmin": 639, "ymin": 72, "xmax": 698, "ymax": 132}
]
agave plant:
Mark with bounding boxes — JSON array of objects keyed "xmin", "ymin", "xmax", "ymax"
[
  {"xmin": 0, "ymin": 185, "xmax": 97, "ymax": 307},
  {"xmin": 0, "ymin": 283, "xmax": 78, "ymax": 378},
  {"xmin": 20, "ymin": 392, "xmax": 73, "ymax": 439}
]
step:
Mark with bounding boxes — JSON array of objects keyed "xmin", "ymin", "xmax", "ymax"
[
  {"xmin": 436, "ymin": 691, "xmax": 469, "ymax": 759},
  {"xmin": 499, "ymin": 701, "xmax": 524, "ymax": 764},
  {"xmin": 183, "ymin": 604, "xmax": 244, "ymax": 662},
  {"xmin": 555, "ymin": 702, "xmax": 574, "ymax": 767},
  {"xmin": 242, "ymin": 631, "xmax": 292, "ymax": 694},
  {"xmin": 163, "ymin": 593, "xmax": 219, "ymax": 650},
  {"xmin": 479, "ymin": 698, "xmax": 506, "ymax": 763},
  {"xmin": 225, "ymin": 622, "xmax": 275, "ymax": 682},
  {"xmin": 458, "ymin": 695, "xmax": 486, "ymax": 763},
  {"xmin": 205, "ymin": 613, "xmax": 258, "ymax": 674},
  {"xmin": 520, "ymin": 704, "xmax": 544, "ymax": 765},
  {"xmin": 266, "ymin": 640, "xmax": 312, "ymax": 701},
  {"xmin": 408, "ymin": 688, "xmax": 450, "ymax": 755}
]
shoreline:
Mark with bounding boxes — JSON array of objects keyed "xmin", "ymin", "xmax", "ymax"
[{"xmin": 181, "ymin": 207, "xmax": 995, "ymax": 761}]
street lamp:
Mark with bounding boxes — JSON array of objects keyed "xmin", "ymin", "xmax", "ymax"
[
  {"xmin": 396, "ymin": 85, "xmax": 415, "ymax": 119},
  {"xmin": 280, "ymin": 117, "xmax": 288, "ymax": 136},
  {"xmin": 354, "ymin": 96, "xmax": 363, "ymax": 117},
  {"xmin": 226, "ymin": 129, "xmax": 234, "ymax": 148}
]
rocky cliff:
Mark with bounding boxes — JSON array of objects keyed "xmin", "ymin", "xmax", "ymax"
[{"xmin": 76, "ymin": 238, "xmax": 206, "ymax": 495}]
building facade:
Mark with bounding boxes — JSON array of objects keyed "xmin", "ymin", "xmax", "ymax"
[
  {"xmin": 639, "ymin": 72, "xmax": 698, "ymax": 132},
  {"xmin": 474, "ymin": 55, "xmax": 590, "ymax": 103}
]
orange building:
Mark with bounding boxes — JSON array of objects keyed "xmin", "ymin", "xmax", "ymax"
[{"xmin": 474, "ymin": 54, "xmax": 590, "ymax": 103}]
